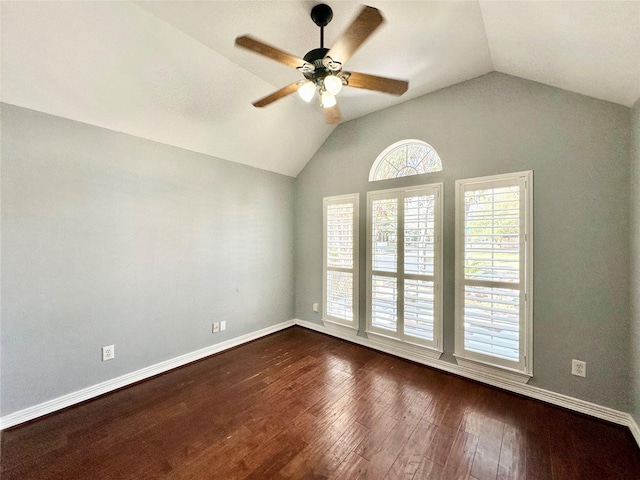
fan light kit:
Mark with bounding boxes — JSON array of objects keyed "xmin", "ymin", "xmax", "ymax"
[{"xmin": 235, "ymin": 3, "xmax": 409, "ymax": 124}]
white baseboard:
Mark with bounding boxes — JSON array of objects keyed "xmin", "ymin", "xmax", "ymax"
[
  {"xmin": 629, "ymin": 415, "xmax": 640, "ymax": 446},
  {"xmin": 294, "ymin": 319, "xmax": 640, "ymax": 447},
  {"xmin": 0, "ymin": 320, "xmax": 295, "ymax": 430}
]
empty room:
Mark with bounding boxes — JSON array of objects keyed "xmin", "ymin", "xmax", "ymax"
[{"xmin": 2, "ymin": 1, "xmax": 640, "ymax": 478}]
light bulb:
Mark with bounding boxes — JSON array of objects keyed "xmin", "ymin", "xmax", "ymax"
[
  {"xmin": 323, "ymin": 75, "xmax": 343, "ymax": 95},
  {"xmin": 297, "ymin": 81, "xmax": 316, "ymax": 103},
  {"xmin": 321, "ymin": 90, "xmax": 337, "ymax": 108}
]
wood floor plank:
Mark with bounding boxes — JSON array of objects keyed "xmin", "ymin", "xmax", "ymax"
[
  {"xmin": 329, "ymin": 451, "xmax": 369, "ymax": 480},
  {"xmin": 413, "ymin": 456, "xmax": 445, "ymax": 479},
  {"xmin": 232, "ymin": 431, "xmax": 307, "ymax": 480},
  {"xmin": 548, "ymin": 409, "xmax": 582, "ymax": 479},
  {"xmin": 300, "ymin": 393, "xmax": 361, "ymax": 444},
  {"xmin": 354, "ymin": 412, "xmax": 399, "ymax": 460},
  {"xmin": 496, "ymin": 422, "xmax": 527, "ymax": 480},
  {"xmin": 469, "ymin": 415, "xmax": 504, "ymax": 480},
  {"xmin": 165, "ymin": 425, "xmax": 257, "ymax": 479},
  {"xmin": 424, "ymin": 424, "xmax": 460, "ymax": 467},
  {"xmin": 443, "ymin": 429, "xmax": 479, "ymax": 478},
  {"xmin": 385, "ymin": 419, "xmax": 438, "ymax": 479},
  {"xmin": 304, "ymin": 378, "xmax": 354, "ymax": 417},
  {"xmin": 525, "ymin": 430, "xmax": 553, "ymax": 480},
  {"xmin": 2, "ymin": 326, "xmax": 639, "ymax": 480},
  {"xmin": 422, "ymin": 379, "xmax": 466, "ymax": 427},
  {"xmin": 323, "ymin": 367, "xmax": 354, "ymax": 387},
  {"xmin": 361, "ymin": 395, "xmax": 430, "ymax": 478},
  {"xmin": 279, "ymin": 420, "xmax": 370, "ymax": 478}
]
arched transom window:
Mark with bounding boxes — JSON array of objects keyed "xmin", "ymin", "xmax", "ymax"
[{"xmin": 369, "ymin": 139, "xmax": 442, "ymax": 181}]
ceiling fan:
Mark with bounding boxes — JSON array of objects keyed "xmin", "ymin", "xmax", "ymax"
[{"xmin": 235, "ymin": 3, "xmax": 409, "ymax": 124}]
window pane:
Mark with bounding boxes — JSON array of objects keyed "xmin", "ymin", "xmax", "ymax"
[
  {"xmin": 326, "ymin": 203, "xmax": 354, "ymax": 269},
  {"xmin": 405, "ymin": 194, "xmax": 435, "ymax": 275},
  {"xmin": 370, "ymin": 140, "xmax": 443, "ymax": 181},
  {"xmin": 464, "ymin": 285, "xmax": 519, "ymax": 361},
  {"xmin": 326, "ymin": 271, "xmax": 353, "ymax": 321},
  {"xmin": 408, "ymin": 144, "xmax": 427, "ymax": 168},
  {"xmin": 464, "ymin": 186, "xmax": 520, "ymax": 282},
  {"xmin": 404, "ymin": 279, "xmax": 434, "ymax": 341},
  {"xmin": 372, "ymin": 198, "xmax": 397, "ymax": 272},
  {"xmin": 387, "ymin": 145, "xmax": 407, "ymax": 170},
  {"xmin": 371, "ymin": 275, "xmax": 397, "ymax": 331}
]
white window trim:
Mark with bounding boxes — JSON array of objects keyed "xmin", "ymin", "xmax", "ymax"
[
  {"xmin": 454, "ymin": 171, "xmax": 533, "ymax": 382},
  {"xmin": 323, "ymin": 193, "xmax": 359, "ymax": 333},
  {"xmin": 366, "ymin": 183, "xmax": 443, "ymax": 357}
]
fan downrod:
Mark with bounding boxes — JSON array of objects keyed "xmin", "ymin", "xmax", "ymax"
[{"xmin": 311, "ymin": 3, "xmax": 332, "ymax": 48}]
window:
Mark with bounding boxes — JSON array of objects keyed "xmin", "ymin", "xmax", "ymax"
[
  {"xmin": 454, "ymin": 171, "xmax": 533, "ymax": 380},
  {"xmin": 369, "ymin": 140, "xmax": 442, "ymax": 181},
  {"xmin": 366, "ymin": 184, "xmax": 443, "ymax": 355},
  {"xmin": 323, "ymin": 194, "xmax": 359, "ymax": 332}
]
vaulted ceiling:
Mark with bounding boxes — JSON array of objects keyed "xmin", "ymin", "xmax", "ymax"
[{"xmin": 2, "ymin": 1, "xmax": 639, "ymax": 177}]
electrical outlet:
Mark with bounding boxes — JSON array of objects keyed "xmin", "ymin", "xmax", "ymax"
[
  {"xmin": 102, "ymin": 345, "xmax": 115, "ymax": 362},
  {"xmin": 571, "ymin": 359, "xmax": 586, "ymax": 377},
  {"xmin": 312, "ymin": 303, "xmax": 319, "ymax": 313},
  {"xmin": 212, "ymin": 322, "xmax": 220, "ymax": 333},
  {"xmin": 220, "ymin": 321, "xmax": 226, "ymax": 331}
]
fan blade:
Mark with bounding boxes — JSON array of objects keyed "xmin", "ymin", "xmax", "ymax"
[
  {"xmin": 235, "ymin": 35, "xmax": 308, "ymax": 70},
  {"xmin": 326, "ymin": 6, "xmax": 384, "ymax": 65},
  {"xmin": 253, "ymin": 82, "xmax": 301, "ymax": 108},
  {"xmin": 323, "ymin": 104, "xmax": 341, "ymax": 124},
  {"xmin": 346, "ymin": 72, "xmax": 408, "ymax": 96}
]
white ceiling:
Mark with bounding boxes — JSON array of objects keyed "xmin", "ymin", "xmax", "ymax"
[{"xmin": 2, "ymin": 1, "xmax": 639, "ymax": 177}]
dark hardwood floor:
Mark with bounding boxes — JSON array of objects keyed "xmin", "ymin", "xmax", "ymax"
[{"xmin": 2, "ymin": 326, "xmax": 639, "ymax": 479}]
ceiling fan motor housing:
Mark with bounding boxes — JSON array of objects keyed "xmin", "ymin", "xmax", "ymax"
[
  {"xmin": 302, "ymin": 47, "xmax": 349, "ymax": 89},
  {"xmin": 302, "ymin": 48, "xmax": 330, "ymax": 81}
]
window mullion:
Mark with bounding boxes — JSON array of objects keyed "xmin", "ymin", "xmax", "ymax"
[
  {"xmin": 519, "ymin": 177, "xmax": 528, "ymax": 358},
  {"xmin": 405, "ymin": 273, "xmax": 435, "ymax": 282},
  {"xmin": 464, "ymin": 278, "xmax": 521, "ymax": 291},
  {"xmin": 397, "ymin": 192, "xmax": 405, "ymax": 339},
  {"xmin": 370, "ymin": 270, "xmax": 397, "ymax": 278},
  {"xmin": 328, "ymin": 266, "xmax": 355, "ymax": 275}
]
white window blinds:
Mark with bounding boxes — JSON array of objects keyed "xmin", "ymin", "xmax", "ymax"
[
  {"xmin": 323, "ymin": 194, "xmax": 359, "ymax": 328},
  {"xmin": 455, "ymin": 172, "xmax": 533, "ymax": 375},
  {"xmin": 367, "ymin": 184, "xmax": 443, "ymax": 351}
]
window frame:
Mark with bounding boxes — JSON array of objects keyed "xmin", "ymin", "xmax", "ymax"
[
  {"xmin": 369, "ymin": 139, "xmax": 443, "ymax": 182},
  {"xmin": 454, "ymin": 171, "xmax": 533, "ymax": 381},
  {"xmin": 366, "ymin": 183, "xmax": 443, "ymax": 356},
  {"xmin": 323, "ymin": 193, "xmax": 360, "ymax": 333}
]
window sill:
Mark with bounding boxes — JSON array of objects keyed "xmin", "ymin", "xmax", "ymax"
[
  {"xmin": 322, "ymin": 319, "xmax": 358, "ymax": 336},
  {"xmin": 366, "ymin": 330, "xmax": 443, "ymax": 362},
  {"xmin": 454, "ymin": 355, "xmax": 532, "ymax": 384}
]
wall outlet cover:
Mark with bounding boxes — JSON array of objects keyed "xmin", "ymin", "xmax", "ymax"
[
  {"xmin": 102, "ymin": 345, "xmax": 115, "ymax": 362},
  {"xmin": 571, "ymin": 359, "xmax": 586, "ymax": 377}
]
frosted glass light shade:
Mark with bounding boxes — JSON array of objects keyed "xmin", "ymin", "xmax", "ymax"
[
  {"xmin": 321, "ymin": 90, "xmax": 337, "ymax": 108},
  {"xmin": 323, "ymin": 75, "xmax": 343, "ymax": 95},
  {"xmin": 298, "ymin": 81, "xmax": 316, "ymax": 102}
]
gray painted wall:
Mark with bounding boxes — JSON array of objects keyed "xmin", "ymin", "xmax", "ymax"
[
  {"xmin": 295, "ymin": 72, "xmax": 631, "ymax": 411},
  {"xmin": 631, "ymin": 99, "xmax": 640, "ymax": 423},
  {"xmin": 1, "ymin": 104, "xmax": 295, "ymax": 416}
]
